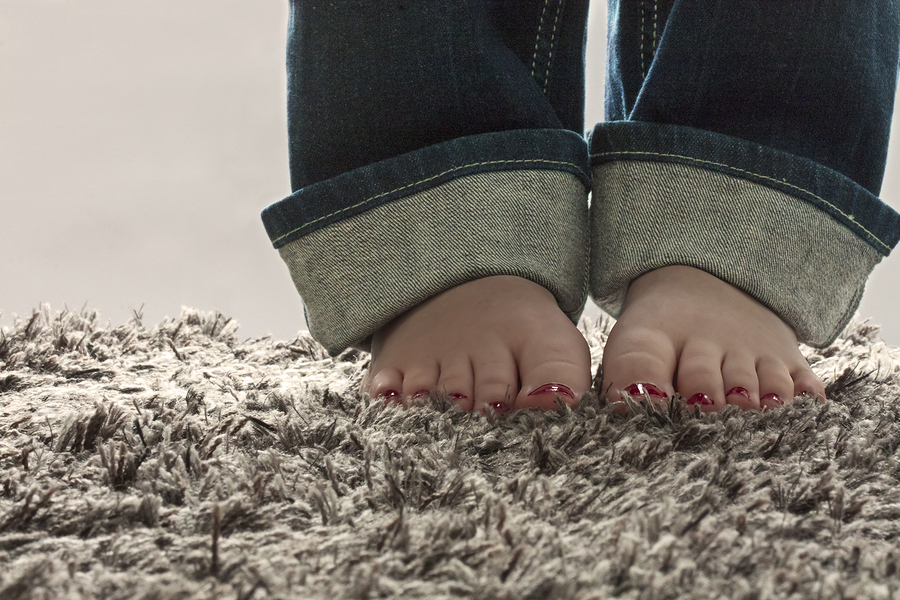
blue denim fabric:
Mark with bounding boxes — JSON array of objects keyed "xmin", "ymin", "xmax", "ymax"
[
  {"xmin": 591, "ymin": 121, "xmax": 900, "ymax": 255},
  {"xmin": 597, "ymin": 0, "xmax": 900, "ymax": 254},
  {"xmin": 262, "ymin": 0, "xmax": 900, "ymax": 282},
  {"xmin": 263, "ymin": 129, "xmax": 591, "ymax": 248},
  {"xmin": 281, "ymin": 0, "xmax": 590, "ymax": 193}
]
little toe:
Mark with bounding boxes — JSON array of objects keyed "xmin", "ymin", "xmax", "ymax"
[
  {"xmin": 675, "ymin": 341, "xmax": 726, "ymax": 411},
  {"xmin": 757, "ymin": 356, "xmax": 794, "ymax": 410},
  {"xmin": 367, "ymin": 367, "xmax": 404, "ymax": 404},
  {"xmin": 791, "ymin": 365, "xmax": 827, "ymax": 403},
  {"xmin": 721, "ymin": 353, "xmax": 760, "ymax": 410}
]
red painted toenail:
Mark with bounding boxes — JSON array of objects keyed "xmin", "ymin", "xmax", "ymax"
[
  {"xmin": 528, "ymin": 383, "xmax": 575, "ymax": 400},
  {"xmin": 489, "ymin": 401, "xmax": 513, "ymax": 414},
  {"xmin": 726, "ymin": 387, "xmax": 751, "ymax": 400},
  {"xmin": 449, "ymin": 393, "xmax": 468, "ymax": 403},
  {"xmin": 687, "ymin": 393, "xmax": 714, "ymax": 406},
  {"xmin": 380, "ymin": 390, "xmax": 401, "ymax": 401},
  {"xmin": 413, "ymin": 389, "xmax": 430, "ymax": 399},
  {"xmin": 625, "ymin": 382, "xmax": 667, "ymax": 399},
  {"xmin": 761, "ymin": 393, "xmax": 783, "ymax": 406}
]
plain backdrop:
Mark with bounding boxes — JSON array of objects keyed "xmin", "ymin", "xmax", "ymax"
[{"xmin": 2, "ymin": 0, "xmax": 900, "ymax": 346}]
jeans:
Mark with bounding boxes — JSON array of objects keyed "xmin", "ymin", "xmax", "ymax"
[{"xmin": 262, "ymin": 0, "xmax": 900, "ymax": 355}]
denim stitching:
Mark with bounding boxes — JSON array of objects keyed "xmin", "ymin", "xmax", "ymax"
[
  {"xmin": 591, "ymin": 150, "xmax": 892, "ymax": 252},
  {"xmin": 530, "ymin": 0, "xmax": 550, "ymax": 79},
  {"xmin": 640, "ymin": 1, "xmax": 646, "ymax": 79},
  {"xmin": 541, "ymin": 0, "xmax": 563, "ymax": 92},
  {"xmin": 653, "ymin": 0, "xmax": 658, "ymax": 54},
  {"xmin": 272, "ymin": 159, "xmax": 587, "ymax": 245}
]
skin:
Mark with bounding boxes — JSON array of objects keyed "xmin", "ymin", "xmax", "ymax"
[
  {"xmin": 362, "ymin": 267, "xmax": 826, "ymax": 413},
  {"xmin": 601, "ymin": 265, "xmax": 826, "ymax": 411}
]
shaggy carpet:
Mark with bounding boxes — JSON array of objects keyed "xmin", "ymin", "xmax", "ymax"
[{"xmin": 2, "ymin": 307, "xmax": 900, "ymax": 599}]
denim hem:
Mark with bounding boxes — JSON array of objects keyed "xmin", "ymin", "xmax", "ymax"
[
  {"xmin": 590, "ymin": 121, "xmax": 900, "ymax": 256},
  {"xmin": 590, "ymin": 160, "xmax": 883, "ymax": 347},
  {"xmin": 262, "ymin": 129, "xmax": 591, "ymax": 249},
  {"xmin": 278, "ymin": 169, "xmax": 590, "ymax": 355}
]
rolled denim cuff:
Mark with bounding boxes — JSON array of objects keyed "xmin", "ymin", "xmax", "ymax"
[
  {"xmin": 590, "ymin": 121, "xmax": 900, "ymax": 347},
  {"xmin": 262, "ymin": 130, "xmax": 591, "ymax": 355}
]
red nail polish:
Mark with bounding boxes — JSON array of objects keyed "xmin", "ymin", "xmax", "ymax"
[
  {"xmin": 449, "ymin": 393, "xmax": 468, "ymax": 403},
  {"xmin": 624, "ymin": 382, "xmax": 667, "ymax": 399},
  {"xmin": 379, "ymin": 389, "xmax": 401, "ymax": 404},
  {"xmin": 413, "ymin": 389, "xmax": 430, "ymax": 400},
  {"xmin": 761, "ymin": 393, "xmax": 783, "ymax": 406},
  {"xmin": 687, "ymin": 393, "xmax": 714, "ymax": 406},
  {"xmin": 489, "ymin": 401, "xmax": 513, "ymax": 414},
  {"xmin": 726, "ymin": 387, "xmax": 751, "ymax": 400},
  {"xmin": 528, "ymin": 383, "xmax": 575, "ymax": 399}
]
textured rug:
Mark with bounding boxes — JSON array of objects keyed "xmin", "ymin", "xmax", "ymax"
[{"xmin": 2, "ymin": 306, "xmax": 900, "ymax": 599}]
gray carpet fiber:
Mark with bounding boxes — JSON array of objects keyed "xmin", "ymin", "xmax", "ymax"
[{"xmin": 2, "ymin": 307, "xmax": 900, "ymax": 599}]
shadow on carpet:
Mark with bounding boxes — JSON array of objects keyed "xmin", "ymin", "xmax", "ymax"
[{"xmin": 2, "ymin": 306, "xmax": 900, "ymax": 599}]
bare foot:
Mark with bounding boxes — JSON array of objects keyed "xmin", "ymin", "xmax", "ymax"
[
  {"xmin": 601, "ymin": 266, "xmax": 826, "ymax": 411},
  {"xmin": 362, "ymin": 276, "xmax": 592, "ymax": 413}
]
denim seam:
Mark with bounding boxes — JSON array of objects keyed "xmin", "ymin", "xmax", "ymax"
[
  {"xmin": 271, "ymin": 159, "xmax": 588, "ymax": 246},
  {"xmin": 591, "ymin": 150, "xmax": 893, "ymax": 253},
  {"xmin": 542, "ymin": 0, "xmax": 563, "ymax": 92},
  {"xmin": 640, "ymin": 0, "xmax": 659, "ymax": 79},
  {"xmin": 640, "ymin": 1, "xmax": 646, "ymax": 78},
  {"xmin": 530, "ymin": 0, "xmax": 550, "ymax": 80}
]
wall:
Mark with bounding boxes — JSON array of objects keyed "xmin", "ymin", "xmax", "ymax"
[{"xmin": 2, "ymin": 1, "xmax": 898, "ymax": 345}]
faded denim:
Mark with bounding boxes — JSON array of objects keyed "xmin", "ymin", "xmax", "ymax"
[{"xmin": 262, "ymin": 0, "xmax": 900, "ymax": 354}]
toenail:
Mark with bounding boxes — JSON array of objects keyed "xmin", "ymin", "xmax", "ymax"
[
  {"xmin": 528, "ymin": 383, "xmax": 575, "ymax": 400},
  {"xmin": 726, "ymin": 387, "xmax": 751, "ymax": 400},
  {"xmin": 489, "ymin": 401, "xmax": 513, "ymax": 414},
  {"xmin": 761, "ymin": 393, "xmax": 783, "ymax": 406},
  {"xmin": 413, "ymin": 389, "xmax": 430, "ymax": 400},
  {"xmin": 687, "ymin": 393, "xmax": 714, "ymax": 406},
  {"xmin": 380, "ymin": 389, "xmax": 401, "ymax": 401},
  {"xmin": 625, "ymin": 382, "xmax": 667, "ymax": 400},
  {"xmin": 798, "ymin": 390, "xmax": 824, "ymax": 403},
  {"xmin": 449, "ymin": 393, "xmax": 468, "ymax": 403}
]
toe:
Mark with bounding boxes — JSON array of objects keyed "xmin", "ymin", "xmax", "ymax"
[
  {"xmin": 471, "ymin": 345, "xmax": 519, "ymax": 414},
  {"xmin": 367, "ymin": 366, "xmax": 404, "ymax": 404},
  {"xmin": 601, "ymin": 325, "xmax": 677, "ymax": 404},
  {"xmin": 436, "ymin": 356, "xmax": 475, "ymax": 411},
  {"xmin": 757, "ymin": 356, "xmax": 794, "ymax": 410},
  {"xmin": 675, "ymin": 340, "xmax": 726, "ymax": 411},
  {"xmin": 515, "ymin": 333, "xmax": 591, "ymax": 411},
  {"xmin": 791, "ymin": 363, "xmax": 827, "ymax": 403},
  {"xmin": 721, "ymin": 352, "xmax": 761, "ymax": 410},
  {"xmin": 401, "ymin": 362, "xmax": 440, "ymax": 404}
]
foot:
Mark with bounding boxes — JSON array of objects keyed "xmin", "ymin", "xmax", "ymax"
[
  {"xmin": 601, "ymin": 266, "xmax": 826, "ymax": 411},
  {"xmin": 362, "ymin": 276, "xmax": 592, "ymax": 414}
]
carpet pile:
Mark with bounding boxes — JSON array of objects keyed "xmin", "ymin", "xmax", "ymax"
[{"xmin": 2, "ymin": 306, "xmax": 900, "ymax": 599}]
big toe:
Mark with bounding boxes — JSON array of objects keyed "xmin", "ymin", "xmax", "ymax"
[
  {"xmin": 601, "ymin": 326, "xmax": 676, "ymax": 406},
  {"xmin": 513, "ymin": 333, "xmax": 592, "ymax": 411}
]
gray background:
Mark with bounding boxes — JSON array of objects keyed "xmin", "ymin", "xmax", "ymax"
[{"xmin": 2, "ymin": 0, "xmax": 899, "ymax": 345}]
